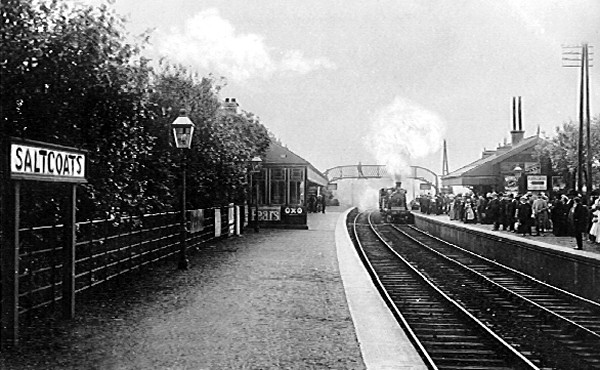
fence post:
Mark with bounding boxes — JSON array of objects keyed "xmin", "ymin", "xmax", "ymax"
[
  {"xmin": 62, "ymin": 184, "xmax": 76, "ymax": 319},
  {"xmin": 1, "ymin": 180, "xmax": 20, "ymax": 347},
  {"xmin": 235, "ymin": 206, "xmax": 241, "ymax": 235}
]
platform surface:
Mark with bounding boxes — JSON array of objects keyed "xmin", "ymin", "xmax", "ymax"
[
  {"xmin": 2, "ymin": 206, "xmax": 429, "ymax": 369},
  {"xmin": 332, "ymin": 208, "xmax": 428, "ymax": 370}
]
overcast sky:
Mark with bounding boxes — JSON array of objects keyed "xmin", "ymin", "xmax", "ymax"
[{"xmin": 81, "ymin": 0, "xmax": 599, "ymax": 175}]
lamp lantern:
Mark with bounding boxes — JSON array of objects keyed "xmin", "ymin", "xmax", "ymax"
[
  {"xmin": 250, "ymin": 156, "xmax": 262, "ymax": 171},
  {"xmin": 171, "ymin": 109, "xmax": 195, "ymax": 149},
  {"xmin": 513, "ymin": 165, "xmax": 523, "ymax": 181}
]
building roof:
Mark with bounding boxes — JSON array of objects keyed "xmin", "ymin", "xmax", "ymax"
[
  {"xmin": 263, "ymin": 141, "xmax": 329, "ymax": 186},
  {"xmin": 442, "ymin": 135, "xmax": 541, "ymax": 186}
]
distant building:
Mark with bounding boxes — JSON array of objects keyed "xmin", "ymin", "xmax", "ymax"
[
  {"xmin": 251, "ymin": 141, "xmax": 328, "ymax": 229},
  {"xmin": 442, "ymin": 97, "xmax": 552, "ymax": 195},
  {"xmin": 222, "ymin": 97, "xmax": 240, "ymax": 114},
  {"xmin": 225, "ymin": 97, "xmax": 328, "ymax": 228}
]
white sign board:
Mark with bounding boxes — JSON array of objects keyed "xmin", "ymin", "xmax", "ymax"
[
  {"xmin": 11, "ymin": 141, "xmax": 86, "ymax": 183},
  {"xmin": 189, "ymin": 209, "xmax": 204, "ymax": 234},
  {"xmin": 214, "ymin": 209, "xmax": 221, "ymax": 237},
  {"xmin": 527, "ymin": 175, "xmax": 547, "ymax": 191}
]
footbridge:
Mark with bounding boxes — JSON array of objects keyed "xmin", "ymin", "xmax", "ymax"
[{"xmin": 325, "ymin": 164, "xmax": 440, "ymax": 193}]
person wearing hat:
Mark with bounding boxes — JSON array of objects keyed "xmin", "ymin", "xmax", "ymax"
[
  {"xmin": 532, "ymin": 194, "xmax": 549, "ymax": 236},
  {"xmin": 552, "ymin": 194, "xmax": 570, "ymax": 236},
  {"xmin": 516, "ymin": 196, "xmax": 533, "ymax": 236},
  {"xmin": 486, "ymin": 192, "xmax": 501, "ymax": 230},
  {"xmin": 506, "ymin": 193, "xmax": 518, "ymax": 232},
  {"xmin": 568, "ymin": 196, "xmax": 588, "ymax": 249}
]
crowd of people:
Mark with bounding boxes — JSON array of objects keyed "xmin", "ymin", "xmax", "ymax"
[
  {"xmin": 416, "ymin": 191, "xmax": 600, "ymax": 250},
  {"xmin": 307, "ymin": 194, "xmax": 327, "ymax": 213}
]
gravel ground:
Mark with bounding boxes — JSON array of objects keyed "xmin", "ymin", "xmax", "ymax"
[{"xmin": 1, "ymin": 227, "xmax": 365, "ymax": 370}]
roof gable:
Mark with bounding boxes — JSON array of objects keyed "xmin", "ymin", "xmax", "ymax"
[
  {"xmin": 442, "ymin": 135, "xmax": 542, "ymax": 179},
  {"xmin": 264, "ymin": 141, "xmax": 309, "ymax": 165}
]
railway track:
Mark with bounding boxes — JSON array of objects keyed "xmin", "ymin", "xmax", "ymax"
[{"xmin": 349, "ymin": 209, "xmax": 600, "ymax": 369}]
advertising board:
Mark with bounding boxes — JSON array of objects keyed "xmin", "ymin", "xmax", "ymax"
[{"xmin": 527, "ymin": 175, "xmax": 547, "ymax": 191}]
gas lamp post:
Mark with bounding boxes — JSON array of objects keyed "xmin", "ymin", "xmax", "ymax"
[
  {"xmin": 513, "ymin": 165, "xmax": 523, "ymax": 194},
  {"xmin": 171, "ymin": 110, "xmax": 195, "ymax": 270},
  {"xmin": 250, "ymin": 156, "xmax": 262, "ymax": 232}
]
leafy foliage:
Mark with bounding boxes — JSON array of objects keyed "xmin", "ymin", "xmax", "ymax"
[
  {"xmin": 1, "ymin": 0, "xmax": 270, "ymax": 225},
  {"xmin": 536, "ymin": 116, "xmax": 600, "ymax": 192}
]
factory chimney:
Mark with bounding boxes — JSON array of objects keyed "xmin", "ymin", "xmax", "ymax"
[{"xmin": 510, "ymin": 96, "xmax": 524, "ymax": 145}]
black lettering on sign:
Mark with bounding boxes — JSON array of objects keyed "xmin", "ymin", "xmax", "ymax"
[
  {"xmin": 55, "ymin": 153, "xmax": 63, "ymax": 174},
  {"xmin": 38, "ymin": 150, "xmax": 47, "ymax": 173},
  {"xmin": 15, "ymin": 147, "xmax": 23, "ymax": 170},
  {"xmin": 62, "ymin": 154, "xmax": 70, "ymax": 175},
  {"xmin": 76, "ymin": 155, "xmax": 83, "ymax": 174},
  {"xmin": 33, "ymin": 149, "xmax": 40, "ymax": 173},
  {"xmin": 68, "ymin": 155, "xmax": 76, "ymax": 175},
  {"xmin": 48, "ymin": 152, "xmax": 55, "ymax": 173},
  {"xmin": 24, "ymin": 149, "xmax": 33, "ymax": 172}
]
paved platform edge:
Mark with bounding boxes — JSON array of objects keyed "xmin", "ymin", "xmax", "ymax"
[
  {"xmin": 335, "ymin": 208, "xmax": 428, "ymax": 370},
  {"xmin": 415, "ymin": 213, "xmax": 600, "ymax": 261}
]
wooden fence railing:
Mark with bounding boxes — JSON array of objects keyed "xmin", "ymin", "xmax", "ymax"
[{"xmin": 17, "ymin": 204, "xmax": 247, "ymax": 319}]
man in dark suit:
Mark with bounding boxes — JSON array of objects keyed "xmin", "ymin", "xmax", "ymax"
[{"xmin": 569, "ymin": 196, "xmax": 588, "ymax": 250}]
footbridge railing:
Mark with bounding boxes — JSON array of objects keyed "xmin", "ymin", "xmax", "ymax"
[
  {"xmin": 324, "ymin": 164, "xmax": 389, "ymax": 181},
  {"xmin": 325, "ymin": 164, "xmax": 440, "ymax": 193}
]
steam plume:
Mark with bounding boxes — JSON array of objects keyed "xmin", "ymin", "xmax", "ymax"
[{"xmin": 366, "ymin": 97, "xmax": 446, "ymax": 180}]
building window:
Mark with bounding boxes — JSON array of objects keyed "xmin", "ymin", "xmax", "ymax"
[
  {"xmin": 289, "ymin": 168, "xmax": 304, "ymax": 205},
  {"xmin": 270, "ymin": 168, "xmax": 286, "ymax": 205},
  {"xmin": 255, "ymin": 169, "xmax": 267, "ymax": 205}
]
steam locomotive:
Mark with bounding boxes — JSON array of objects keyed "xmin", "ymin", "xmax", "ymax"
[{"xmin": 379, "ymin": 182, "xmax": 415, "ymax": 224}]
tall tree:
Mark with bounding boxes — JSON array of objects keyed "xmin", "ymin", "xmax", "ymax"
[
  {"xmin": 2, "ymin": 0, "xmax": 160, "ymax": 221},
  {"xmin": 536, "ymin": 116, "xmax": 600, "ymax": 193},
  {"xmin": 150, "ymin": 63, "xmax": 270, "ymax": 208},
  {"xmin": 1, "ymin": 0, "xmax": 271, "ymax": 225}
]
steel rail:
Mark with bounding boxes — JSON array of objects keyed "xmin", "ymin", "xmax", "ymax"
[
  {"xmin": 397, "ymin": 224, "xmax": 600, "ymax": 341},
  {"xmin": 351, "ymin": 210, "xmax": 438, "ymax": 370},
  {"xmin": 353, "ymin": 209, "xmax": 539, "ymax": 369}
]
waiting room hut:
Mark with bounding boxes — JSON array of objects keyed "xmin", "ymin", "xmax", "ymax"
[{"xmin": 251, "ymin": 141, "xmax": 328, "ymax": 229}]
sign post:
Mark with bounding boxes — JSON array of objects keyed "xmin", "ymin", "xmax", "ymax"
[
  {"xmin": 1, "ymin": 132, "xmax": 18, "ymax": 347},
  {"xmin": 1, "ymin": 138, "xmax": 87, "ymax": 347}
]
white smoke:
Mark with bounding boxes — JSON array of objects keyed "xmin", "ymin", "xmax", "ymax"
[
  {"xmin": 333, "ymin": 179, "xmax": 392, "ymax": 210},
  {"xmin": 366, "ymin": 97, "xmax": 446, "ymax": 180},
  {"xmin": 155, "ymin": 8, "xmax": 336, "ymax": 81}
]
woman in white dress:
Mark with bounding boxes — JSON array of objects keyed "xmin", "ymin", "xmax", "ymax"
[{"xmin": 590, "ymin": 198, "xmax": 600, "ymax": 243}]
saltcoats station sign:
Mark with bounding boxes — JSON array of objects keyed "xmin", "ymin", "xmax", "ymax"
[{"xmin": 10, "ymin": 138, "xmax": 87, "ymax": 183}]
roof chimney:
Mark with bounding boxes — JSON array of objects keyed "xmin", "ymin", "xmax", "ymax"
[
  {"xmin": 510, "ymin": 96, "xmax": 524, "ymax": 145},
  {"xmin": 222, "ymin": 97, "xmax": 239, "ymax": 114},
  {"xmin": 481, "ymin": 148, "xmax": 496, "ymax": 158}
]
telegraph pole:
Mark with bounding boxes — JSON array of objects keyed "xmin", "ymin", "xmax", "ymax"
[{"xmin": 562, "ymin": 43, "xmax": 594, "ymax": 204}]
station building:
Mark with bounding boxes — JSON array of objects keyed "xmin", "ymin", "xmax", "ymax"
[
  {"xmin": 222, "ymin": 97, "xmax": 328, "ymax": 229},
  {"xmin": 441, "ymin": 101, "xmax": 554, "ymax": 195},
  {"xmin": 251, "ymin": 140, "xmax": 328, "ymax": 229}
]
